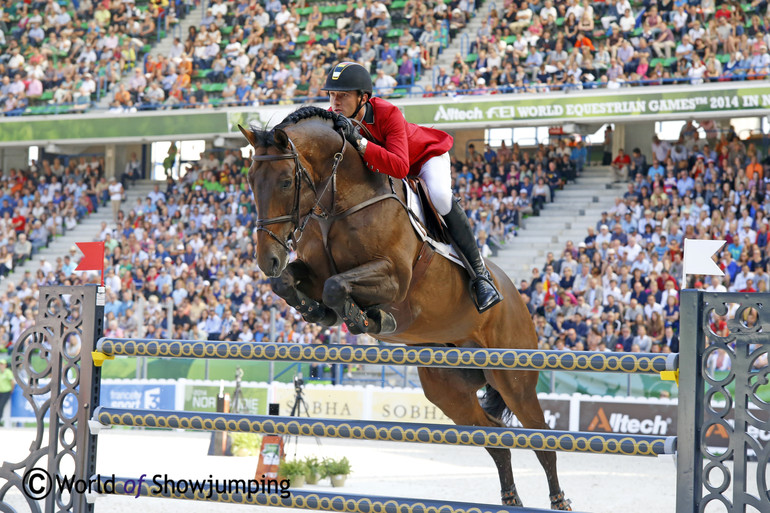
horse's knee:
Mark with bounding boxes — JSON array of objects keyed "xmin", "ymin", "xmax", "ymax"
[
  {"xmin": 322, "ymin": 276, "xmax": 349, "ymax": 309},
  {"xmin": 269, "ymin": 275, "xmax": 290, "ymax": 295},
  {"xmin": 269, "ymin": 274, "xmax": 298, "ymax": 304}
]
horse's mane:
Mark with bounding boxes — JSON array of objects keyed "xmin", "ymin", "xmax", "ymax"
[
  {"xmin": 249, "ymin": 106, "xmax": 341, "ymax": 149},
  {"xmin": 276, "ymin": 106, "xmax": 339, "ymax": 129}
]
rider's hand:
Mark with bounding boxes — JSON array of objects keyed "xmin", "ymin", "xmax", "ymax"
[{"xmin": 337, "ymin": 115, "xmax": 362, "ymax": 148}]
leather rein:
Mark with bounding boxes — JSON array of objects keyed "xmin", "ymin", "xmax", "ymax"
[{"xmin": 251, "ymin": 129, "xmax": 405, "ymax": 274}]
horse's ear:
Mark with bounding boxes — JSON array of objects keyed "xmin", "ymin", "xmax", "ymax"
[
  {"xmin": 238, "ymin": 124, "xmax": 259, "ymax": 148},
  {"xmin": 274, "ymin": 128, "xmax": 289, "ymax": 151}
]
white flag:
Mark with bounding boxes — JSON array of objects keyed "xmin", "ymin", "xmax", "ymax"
[{"xmin": 683, "ymin": 239, "xmax": 725, "ymax": 276}]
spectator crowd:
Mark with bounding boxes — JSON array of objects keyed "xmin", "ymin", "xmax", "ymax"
[
  {"xmin": 430, "ymin": 0, "xmax": 770, "ymax": 96},
  {"xmin": 517, "ymin": 121, "xmax": 769, "ymax": 355},
  {"xmin": 0, "ymin": 0, "xmax": 470, "ymax": 113},
  {"xmin": 0, "ymin": 0, "xmax": 190, "ymax": 114},
  {"xmin": 3, "ymin": 0, "xmax": 770, "ymax": 112}
]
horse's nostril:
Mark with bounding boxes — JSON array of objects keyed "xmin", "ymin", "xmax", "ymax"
[{"xmin": 270, "ymin": 257, "xmax": 280, "ymax": 274}]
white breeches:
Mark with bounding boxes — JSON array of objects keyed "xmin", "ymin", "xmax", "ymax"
[{"xmin": 417, "ymin": 152, "xmax": 453, "ymax": 216}]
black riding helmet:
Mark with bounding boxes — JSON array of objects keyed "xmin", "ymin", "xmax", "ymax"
[{"xmin": 322, "ymin": 62, "xmax": 373, "ymax": 97}]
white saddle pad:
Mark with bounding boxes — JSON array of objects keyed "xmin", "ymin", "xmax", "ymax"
[{"xmin": 403, "ymin": 180, "xmax": 464, "ymax": 267}]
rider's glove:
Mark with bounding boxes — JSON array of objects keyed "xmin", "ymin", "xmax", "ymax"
[{"xmin": 337, "ymin": 116, "xmax": 365, "ymax": 152}]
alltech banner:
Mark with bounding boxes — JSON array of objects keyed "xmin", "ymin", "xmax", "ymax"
[
  {"xmin": 508, "ymin": 398, "xmax": 571, "ymax": 430},
  {"xmin": 579, "ymin": 400, "xmax": 676, "ymax": 437},
  {"xmin": 401, "ymin": 85, "xmax": 770, "ymax": 126},
  {"xmin": 578, "ymin": 399, "xmax": 769, "ymax": 449},
  {"xmin": 701, "ymin": 407, "xmax": 770, "ymax": 450}
]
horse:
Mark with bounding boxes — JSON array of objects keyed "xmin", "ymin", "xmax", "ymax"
[{"xmin": 239, "ymin": 106, "xmax": 571, "ymax": 510}]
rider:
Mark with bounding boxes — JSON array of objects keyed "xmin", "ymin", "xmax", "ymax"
[{"xmin": 322, "ymin": 61, "xmax": 502, "ymax": 313}]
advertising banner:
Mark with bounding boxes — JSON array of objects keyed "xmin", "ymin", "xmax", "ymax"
[
  {"xmin": 702, "ymin": 407, "xmax": 770, "ymax": 449},
  {"xmin": 272, "ymin": 386, "xmax": 364, "ymax": 420},
  {"xmin": 99, "ymin": 383, "xmax": 176, "ymax": 410},
  {"xmin": 402, "ymin": 86, "xmax": 770, "ymax": 126},
  {"xmin": 10, "ymin": 384, "xmax": 77, "ymax": 422},
  {"xmin": 579, "ymin": 400, "xmax": 677, "ymax": 436},
  {"xmin": 0, "ymin": 112, "xmax": 227, "ymax": 143},
  {"xmin": 10, "ymin": 381, "xmax": 175, "ymax": 421},
  {"xmin": 508, "ymin": 398, "xmax": 571, "ymax": 430},
  {"xmin": 183, "ymin": 384, "xmax": 268, "ymax": 414},
  {"xmin": 370, "ymin": 389, "xmax": 453, "ymax": 424}
]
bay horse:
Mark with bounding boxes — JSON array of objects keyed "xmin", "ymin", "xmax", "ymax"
[{"xmin": 239, "ymin": 106, "xmax": 571, "ymax": 510}]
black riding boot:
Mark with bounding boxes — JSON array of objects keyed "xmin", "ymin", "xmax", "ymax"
[{"xmin": 443, "ymin": 200, "xmax": 503, "ymax": 313}]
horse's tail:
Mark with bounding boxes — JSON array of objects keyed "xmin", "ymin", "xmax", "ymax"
[{"xmin": 480, "ymin": 385, "xmax": 514, "ymax": 425}]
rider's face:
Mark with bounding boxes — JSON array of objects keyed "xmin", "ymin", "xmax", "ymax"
[{"xmin": 329, "ymin": 90, "xmax": 362, "ymax": 119}]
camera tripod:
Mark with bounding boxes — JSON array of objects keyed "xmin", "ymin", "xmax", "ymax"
[
  {"xmin": 290, "ymin": 382, "xmax": 311, "ymax": 418},
  {"xmin": 287, "ymin": 373, "xmax": 321, "ymax": 455}
]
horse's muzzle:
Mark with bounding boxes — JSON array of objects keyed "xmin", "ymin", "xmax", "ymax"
[{"xmin": 261, "ymin": 255, "xmax": 284, "ymax": 278}]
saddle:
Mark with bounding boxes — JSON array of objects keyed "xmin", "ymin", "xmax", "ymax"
[{"xmin": 405, "ymin": 177, "xmax": 451, "ymax": 246}]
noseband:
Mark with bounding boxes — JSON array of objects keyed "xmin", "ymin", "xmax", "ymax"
[{"xmin": 251, "ymin": 135, "xmax": 346, "ymax": 253}]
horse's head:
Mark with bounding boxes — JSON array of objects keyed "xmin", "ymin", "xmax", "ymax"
[{"xmin": 239, "ymin": 107, "xmax": 347, "ymax": 277}]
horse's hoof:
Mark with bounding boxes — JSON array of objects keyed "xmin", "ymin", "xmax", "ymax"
[
  {"xmin": 501, "ymin": 484, "xmax": 523, "ymax": 507},
  {"xmin": 549, "ymin": 490, "xmax": 572, "ymax": 511},
  {"xmin": 366, "ymin": 308, "xmax": 398, "ymax": 335}
]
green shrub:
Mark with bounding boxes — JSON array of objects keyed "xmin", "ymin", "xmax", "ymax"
[
  {"xmin": 229, "ymin": 433, "xmax": 262, "ymax": 456},
  {"xmin": 278, "ymin": 459, "xmax": 307, "ymax": 478},
  {"xmin": 323, "ymin": 457, "xmax": 352, "ymax": 476}
]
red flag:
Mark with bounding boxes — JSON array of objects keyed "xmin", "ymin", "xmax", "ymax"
[{"xmin": 75, "ymin": 241, "xmax": 105, "ymax": 285}]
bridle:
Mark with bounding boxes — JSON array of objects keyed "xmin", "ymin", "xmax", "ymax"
[
  {"xmin": 250, "ymin": 125, "xmax": 408, "ymax": 276},
  {"xmin": 250, "ymin": 134, "xmax": 346, "ymax": 253}
]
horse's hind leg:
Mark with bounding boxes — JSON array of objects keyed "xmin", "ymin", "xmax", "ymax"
[
  {"xmin": 271, "ymin": 261, "xmax": 338, "ymax": 326},
  {"xmin": 486, "ymin": 369, "xmax": 572, "ymax": 511},
  {"xmin": 417, "ymin": 367, "xmax": 522, "ymax": 507}
]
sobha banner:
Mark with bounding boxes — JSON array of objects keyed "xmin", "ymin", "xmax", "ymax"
[{"xmin": 403, "ymin": 84, "xmax": 770, "ymax": 126}]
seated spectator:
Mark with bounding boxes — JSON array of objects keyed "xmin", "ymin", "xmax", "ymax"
[
  {"xmin": 396, "ymin": 57, "xmax": 416, "ymax": 86},
  {"xmin": 611, "ymin": 148, "xmax": 631, "ymax": 182},
  {"xmin": 374, "ymin": 69, "xmax": 397, "ymax": 96},
  {"xmin": 514, "ymin": 188, "xmax": 534, "ymax": 220},
  {"xmin": 13, "ymin": 233, "xmax": 32, "ymax": 265}
]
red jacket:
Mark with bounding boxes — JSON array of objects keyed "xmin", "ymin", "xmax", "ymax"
[{"xmin": 357, "ymin": 97, "xmax": 453, "ymax": 179}]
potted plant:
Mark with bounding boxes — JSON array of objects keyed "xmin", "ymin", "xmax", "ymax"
[
  {"xmin": 303, "ymin": 456, "xmax": 323, "ymax": 484},
  {"xmin": 229, "ymin": 433, "xmax": 262, "ymax": 457},
  {"xmin": 323, "ymin": 457, "xmax": 352, "ymax": 487},
  {"xmin": 278, "ymin": 459, "xmax": 307, "ymax": 487}
]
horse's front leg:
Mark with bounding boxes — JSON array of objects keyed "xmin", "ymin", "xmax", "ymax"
[
  {"xmin": 322, "ymin": 259, "xmax": 401, "ymax": 335},
  {"xmin": 270, "ymin": 260, "xmax": 339, "ymax": 327}
]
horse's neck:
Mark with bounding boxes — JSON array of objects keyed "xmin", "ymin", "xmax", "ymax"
[{"xmin": 317, "ymin": 143, "xmax": 395, "ymax": 213}]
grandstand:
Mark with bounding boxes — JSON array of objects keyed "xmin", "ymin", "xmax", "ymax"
[
  {"xmin": 0, "ymin": 0, "xmax": 768, "ymax": 373},
  {"xmin": 1, "ymin": 0, "xmax": 768, "ymax": 110}
]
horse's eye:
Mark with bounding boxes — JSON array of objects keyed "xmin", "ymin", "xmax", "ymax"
[{"xmin": 281, "ymin": 179, "xmax": 292, "ymax": 189}]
